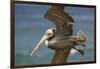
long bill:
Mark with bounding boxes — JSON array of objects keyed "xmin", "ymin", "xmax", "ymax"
[{"xmin": 30, "ymin": 35, "xmax": 49, "ymax": 56}]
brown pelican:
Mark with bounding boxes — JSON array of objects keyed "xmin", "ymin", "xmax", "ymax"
[
  {"xmin": 30, "ymin": 28, "xmax": 86, "ymax": 56},
  {"xmin": 30, "ymin": 5, "xmax": 86, "ymax": 63}
]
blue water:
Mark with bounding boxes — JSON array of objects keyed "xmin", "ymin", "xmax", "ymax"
[{"xmin": 15, "ymin": 4, "xmax": 95, "ymax": 65}]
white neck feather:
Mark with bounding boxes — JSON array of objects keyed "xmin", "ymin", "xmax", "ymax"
[{"xmin": 45, "ymin": 40, "xmax": 48, "ymax": 46}]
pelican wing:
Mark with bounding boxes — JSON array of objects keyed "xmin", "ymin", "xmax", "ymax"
[{"xmin": 44, "ymin": 5, "xmax": 74, "ymax": 36}]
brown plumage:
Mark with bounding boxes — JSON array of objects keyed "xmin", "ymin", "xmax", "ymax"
[{"xmin": 44, "ymin": 5, "xmax": 74, "ymax": 36}]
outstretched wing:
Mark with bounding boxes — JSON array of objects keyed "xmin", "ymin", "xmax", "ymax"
[{"xmin": 44, "ymin": 5, "xmax": 74, "ymax": 36}]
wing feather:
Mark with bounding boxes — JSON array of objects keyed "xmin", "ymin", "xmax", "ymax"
[{"xmin": 44, "ymin": 5, "xmax": 74, "ymax": 36}]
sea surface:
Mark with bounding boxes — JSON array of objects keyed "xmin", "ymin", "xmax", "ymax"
[{"xmin": 15, "ymin": 3, "xmax": 95, "ymax": 65}]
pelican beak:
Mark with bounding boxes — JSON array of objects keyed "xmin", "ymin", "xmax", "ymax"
[{"xmin": 30, "ymin": 34, "xmax": 49, "ymax": 56}]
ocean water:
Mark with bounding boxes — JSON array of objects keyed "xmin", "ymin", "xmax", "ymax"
[{"xmin": 15, "ymin": 3, "xmax": 95, "ymax": 65}]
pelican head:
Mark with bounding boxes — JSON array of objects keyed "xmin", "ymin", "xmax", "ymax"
[
  {"xmin": 30, "ymin": 28, "xmax": 54, "ymax": 56},
  {"xmin": 45, "ymin": 29, "xmax": 54, "ymax": 39}
]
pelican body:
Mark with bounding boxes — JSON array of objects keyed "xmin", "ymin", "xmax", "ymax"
[{"xmin": 31, "ymin": 28, "xmax": 86, "ymax": 56}]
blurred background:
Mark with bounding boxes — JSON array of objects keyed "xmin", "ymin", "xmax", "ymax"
[{"xmin": 15, "ymin": 3, "xmax": 95, "ymax": 65}]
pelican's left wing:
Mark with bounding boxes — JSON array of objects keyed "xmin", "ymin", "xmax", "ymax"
[{"xmin": 44, "ymin": 5, "xmax": 74, "ymax": 36}]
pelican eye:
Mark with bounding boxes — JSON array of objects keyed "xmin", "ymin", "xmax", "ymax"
[{"xmin": 46, "ymin": 33, "xmax": 52, "ymax": 35}]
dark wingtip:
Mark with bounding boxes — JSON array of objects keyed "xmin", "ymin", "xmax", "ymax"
[
  {"xmin": 79, "ymin": 49, "xmax": 84, "ymax": 55},
  {"xmin": 73, "ymin": 47, "xmax": 84, "ymax": 55}
]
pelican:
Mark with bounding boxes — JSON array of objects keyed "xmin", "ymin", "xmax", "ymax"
[
  {"xmin": 30, "ymin": 28, "xmax": 86, "ymax": 56},
  {"xmin": 30, "ymin": 5, "xmax": 86, "ymax": 61}
]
